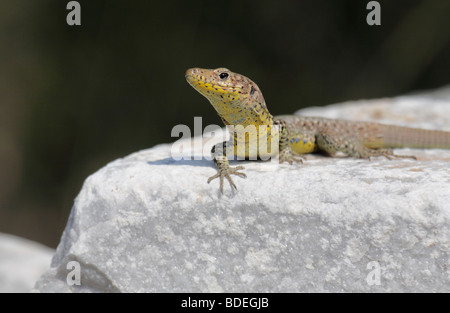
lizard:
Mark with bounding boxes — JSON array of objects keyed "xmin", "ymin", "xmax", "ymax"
[{"xmin": 185, "ymin": 67, "xmax": 450, "ymax": 193}]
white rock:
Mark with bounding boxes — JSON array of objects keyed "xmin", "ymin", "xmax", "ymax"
[
  {"xmin": 34, "ymin": 87, "xmax": 450, "ymax": 292},
  {"xmin": 0, "ymin": 233, "xmax": 54, "ymax": 292}
]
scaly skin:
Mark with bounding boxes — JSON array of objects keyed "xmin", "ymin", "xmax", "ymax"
[{"xmin": 185, "ymin": 67, "xmax": 450, "ymax": 192}]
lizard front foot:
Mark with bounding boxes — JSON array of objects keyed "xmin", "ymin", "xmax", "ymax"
[
  {"xmin": 207, "ymin": 165, "xmax": 247, "ymax": 193},
  {"xmin": 278, "ymin": 149, "xmax": 305, "ymax": 164}
]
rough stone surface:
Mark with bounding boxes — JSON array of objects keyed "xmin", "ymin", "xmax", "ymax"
[
  {"xmin": 35, "ymin": 86, "xmax": 450, "ymax": 292},
  {"xmin": 0, "ymin": 233, "xmax": 54, "ymax": 292}
]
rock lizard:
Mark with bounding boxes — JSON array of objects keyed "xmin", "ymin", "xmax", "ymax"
[{"xmin": 185, "ymin": 67, "xmax": 450, "ymax": 193}]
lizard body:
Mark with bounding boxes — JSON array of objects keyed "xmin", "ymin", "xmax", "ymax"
[{"xmin": 185, "ymin": 67, "xmax": 450, "ymax": 192}]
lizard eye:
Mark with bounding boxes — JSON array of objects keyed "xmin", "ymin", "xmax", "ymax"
[{"xmin": 219, "ymin": 72, "xmax": 229, "ymax": 80}]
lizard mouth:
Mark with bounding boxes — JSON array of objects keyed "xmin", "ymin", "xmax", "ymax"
[
  {"xmin": 185, "ymin": 68, "xmax": 214, "ymax": 88},
  {"xmin": 185, "ymin": 69, "xmax": 199, "ymax": 87},
  {"xmin": 185, "ymin": 68, "xmax": 205, "ymax": 91}
]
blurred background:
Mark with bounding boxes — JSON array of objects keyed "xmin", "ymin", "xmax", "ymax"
[{"xmin": 0, "ymin": 0, "xmax": 449, "ymax": 248}]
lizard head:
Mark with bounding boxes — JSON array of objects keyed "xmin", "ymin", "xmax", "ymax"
[{"xmin": 185, "ymin": 67, "xmax": 268, "ymax": 125}]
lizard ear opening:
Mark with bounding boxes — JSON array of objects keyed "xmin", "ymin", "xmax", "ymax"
[{"xmin": 250, "ymin": 86, "xmax": 256, "ymax": 95}]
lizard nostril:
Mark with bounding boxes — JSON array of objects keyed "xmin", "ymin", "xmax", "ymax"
[{"xmin": 186, "ymin": 68, "xmax": 198, "ymax": 76}]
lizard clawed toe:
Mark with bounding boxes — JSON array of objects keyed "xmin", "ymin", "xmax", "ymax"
[
  {"xmin": 366, "ymin": 149, "xmax": 417, "ymax": 161},
  {"xmin": 207, "ymin": 166, "xmax": 247, "ymax": 193},
  {"xmin": 391, "ymin": 154, "xmax": 417, "ymax": 160}
]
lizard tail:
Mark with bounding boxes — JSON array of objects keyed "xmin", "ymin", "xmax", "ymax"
[{"xmin": 380, "ymin": 125, "xmax": 450, "ymax": 149}]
